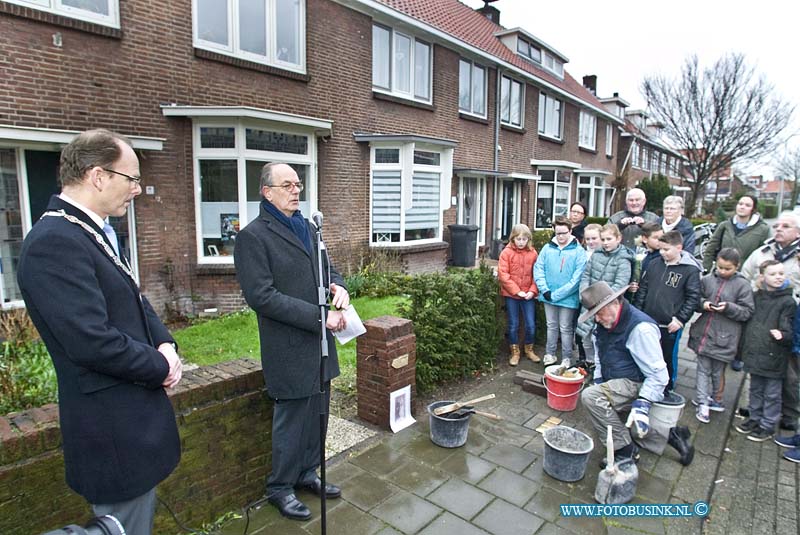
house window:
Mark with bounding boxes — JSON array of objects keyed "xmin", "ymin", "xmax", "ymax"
[
  {"xmin": 632, "ymin": 142, "xmax": 640, "ymax": 168},
  {"xmin": 516, "ymin": 37, "xmax": 541, "ymax": 63},
  {"xmin": 641, "ymin": 147, "xmax": 649, "ymax": 170},
  {"xmin": 6, "ymin": 0, "xmax": 119, "ymax": 27},
  {"xmin": 458, "ymin": 59, "xmax": 487, "ymax": 117},
  {"xmin": 372, "ymin": 24, "xmax": 432, "ymax": 103},
  {"xmin": 193, "ymin": 121, "xmax": 315, "ymax": 263},
  {"xmin": 370, "ymin": 143, "xmax": 451, "ymax": 245},
  {"xmin": 500, "ymin": 76, "xmax": 524, "ymax": 127},
  {"xmin": 606, "ymin": 124, "xmax": 613, "ymax": 156},
  {"xmin": 458, "ymin": 176, "xmax": 486, "ymax": 246},
  {"xmin": 660, "ymin": 153, "xmax": 667, "ymax": 175},
  {"xmin": 651, "ymin": 151, "xmax": 659, "ymax": 174},
  {"xmin": 577, "ymin": 175, "xmax": 610, "ymax": 217},
  {"xmin": 535, "ymin": 170, "xmax": 570, "ymax": 229},
  {"xmin": 543, "ymin": 52, "xmax": 564, "ymax": 78},
  {"xmin": 579, "ymin": 111, "xmax": 596, "ymax": 150},
  {"xmin": 194, "ymin": 0, "xmax": 305, "ymax": 72},
  {"xmin": 538, "ymin": 93, "xmax": 562, "ymax": 139}
]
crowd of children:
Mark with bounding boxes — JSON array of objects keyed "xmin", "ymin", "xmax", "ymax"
[{"xmin": 497, "ymin": 211, "xmax": 800, "ymax": 464}]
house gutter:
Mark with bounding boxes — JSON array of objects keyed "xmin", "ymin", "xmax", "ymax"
[{"xmin": 493, "ymin": 67, "xmax": 502, "ymax": 244}]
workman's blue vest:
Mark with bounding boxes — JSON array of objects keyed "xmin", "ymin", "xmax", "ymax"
[{"xmin": 594, "ymin": 301, "xmax": 655, "ymax": 383}]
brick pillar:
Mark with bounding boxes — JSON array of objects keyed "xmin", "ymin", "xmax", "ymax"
[{"xmin": 356, "ymin": 315, "xmax": 416, "ymax": 429}]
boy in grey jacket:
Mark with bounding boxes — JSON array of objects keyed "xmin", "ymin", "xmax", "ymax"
[{"xmin": 688, "ymin": 248, "xmax": 754, "ymax": 423}]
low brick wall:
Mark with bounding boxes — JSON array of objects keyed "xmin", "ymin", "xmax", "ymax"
[{"xmin": 0, "ymin": 359, "xmax": 272, "ymax": 535}]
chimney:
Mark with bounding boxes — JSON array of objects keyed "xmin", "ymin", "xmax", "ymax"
[
  {"xmin": 582, "ymin": 75, "xmax": 597, "ymax": 95},
  {"xmin": 477, "ymin": 0, "xmax": 500, "ymax": 25}
]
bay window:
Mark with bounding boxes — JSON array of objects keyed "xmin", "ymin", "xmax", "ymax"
[
  {"xmin": 577, "ymin": 175, "xmax": 611, "ymax": 217},
  {"xmin": 193, "ymin": 121, "xmax": 315, "ymax": 262},
  {"xmin": 370, "ymin": 143, "xmax": 452, "ymax": 245},
  {"xmin": 194, "ymin": 0, "xmax": 305, "ymax": 72},
  {"xmin": 538, "ymin": 92, "xmax": 562, "ymax": 139},
  {"xmin": 535, "ymin": 170, "xmax": 570, "ymax": 229},
  {"xmin": 372, "ymin": 24, "xmax": 432, "ymax": 103}
]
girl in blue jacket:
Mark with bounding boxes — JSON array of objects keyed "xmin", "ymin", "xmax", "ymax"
[{"xmin": 534, "ymin": 216, "xmax": 587, "ymax": 367}]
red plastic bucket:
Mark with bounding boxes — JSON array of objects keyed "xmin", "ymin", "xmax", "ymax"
[{"xmin": 543, "ymin": 365, "xmax": 585, "ymax": 411}]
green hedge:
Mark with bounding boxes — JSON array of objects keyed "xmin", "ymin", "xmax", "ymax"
[
  {"xmin": 398, "ymin": 264, "xmax": 501, "ymax": 392},
  {"xmin": 0, "ymin": 340, "xmax": 57, "ymax": 415},
  {"xmin": 762, "ymin": 203, "xmax": 779, "ymax": 219},
  {"xmin": 585, "ymin": 216, "xmax": 608, "ymax": 226}
]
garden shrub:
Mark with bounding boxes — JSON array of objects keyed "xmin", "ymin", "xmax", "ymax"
[
  {"xmin": 585, "ymin": 216, "xmax": 607, "ymax": 226},
  {"xmin": 398, "ymin": 264, "xmax": 501, "ymax": 392},
  {"xmin": 762, "ymin": 202, "xmax": 779, "ymax": 219}
]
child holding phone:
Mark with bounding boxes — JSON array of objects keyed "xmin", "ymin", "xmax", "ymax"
[{"xmin": 688, "ymin": 248, "xmax": 754, "ymax": 423}]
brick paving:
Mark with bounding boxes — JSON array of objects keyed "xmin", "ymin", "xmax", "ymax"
[{"xmin": 219, "ymin": 336, "xmax": 800, "ymax": 535}]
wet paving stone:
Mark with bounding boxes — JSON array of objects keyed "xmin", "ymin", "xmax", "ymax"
[
  {"xmin": 480, "ymin": 443, "xmax": 538, "ymax": 473},
  {"xmin": 438, "ymin": 452, "xmax": 498, "ymax": 484},
  {"xmin": 305, "ymin": 501, "xmax": 385, "ymax": 535},
  {"xmin": 635, "ymin": 471, "xmax": 673, "ymax": 503},
  {"xmin": 375, "ymin": 527, "xmax": 403, "ymax": 535},
  {"xmin": 351, "ymin": 443, "xmax": 411, "ymax": 476},
  {"xmin": 472, "ymin": 498, "xmax": 544, "ymax": 535},
  {"xmin": 400, "ymin": 432, "xmax": 459, "ymax": 465},
  {"xmin": 523, "ymin": 486, "xmax": 570, "ymax": 522},
  {"xmin": 417, "ymin": 512, "xmax": 491, "ymax": 535},
  {"xmin": 387, "ymin": 458, "xmax": 450, "ymax": 497},
  {"xmin": 427, "ymin": 478, "xmax": 494, "ymax": 520},
  {"xmin": 478, "ymin": 466, "xmax": 538, "ymax": 507},
  {"xmin": 343, "ymin": 471, "xmax": 401, "ymax": 511},
  {"xmin": 326, "ymin": 460, "xmax": 367, "ymax": 485},
  {"xmin": 464, "ymin": 429, "xmax": 495, "ymax": 455},
  {"xmin": 492, "ymin": 402, "xmax": 536, "ymax": 425},
  {"xmin": 370, "ymin": 490, "xmax": 442, "ymax": 534}
]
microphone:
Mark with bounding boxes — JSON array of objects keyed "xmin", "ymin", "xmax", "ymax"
[{"xmin": 311, "ymin": 211, "xmax": 324, "ymax": 229}]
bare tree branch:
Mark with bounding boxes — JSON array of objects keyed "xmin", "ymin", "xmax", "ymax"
[{"xmin": 641, "ymin": 53, "xmax": 794, "ymax": 215}]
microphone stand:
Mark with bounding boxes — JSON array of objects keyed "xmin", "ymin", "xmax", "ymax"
[{"xmin": 313, "ymin": 221, "xmax": 329, "ymax": 535}]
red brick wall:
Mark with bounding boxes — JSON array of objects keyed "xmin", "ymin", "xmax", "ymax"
[{"xmin": 1, "ymin": 0, "xmax": 619, "ymax": 312}]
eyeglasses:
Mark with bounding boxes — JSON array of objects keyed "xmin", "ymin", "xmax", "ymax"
[
  {"xmin": 267, "ymin": 181, "xmax": 304, "ymax": 192},
  {"xmin": 570, "ymin": 210, "xmax": 585, "ymax": 215},
  {"xmin": 102, "ymin": 168, "xmax": 141, "ymax": 185}
]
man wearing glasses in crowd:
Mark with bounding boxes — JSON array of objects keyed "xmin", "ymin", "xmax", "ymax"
[
  {"xmin": 235, "ymin": 162, "xmax": 349, "ymax": 520},
  {"xmin": 741, "ymin": 211, "xmax": 800, "ymax": 433},
  {"xmin": 18, "ymin": 129, "xmax": 182, "ymax": 534}
]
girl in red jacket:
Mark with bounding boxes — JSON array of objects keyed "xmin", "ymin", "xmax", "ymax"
[{"xmin": 498, "ymin": 224, "xmax": 540, "ymax": 365}]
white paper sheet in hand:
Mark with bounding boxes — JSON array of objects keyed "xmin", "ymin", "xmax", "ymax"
[{"xmin": 332, "ymin": 305, "xmax": 367, "ymax": 344}]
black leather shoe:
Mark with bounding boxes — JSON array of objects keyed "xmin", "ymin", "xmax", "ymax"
[
  {"xmin": 268, "ymin": 493, "xmax": 311, "ymax": 520},
  {"xmin": 780, "ymin": 420, "xmax": 798, "ymax": 432},
  {"xmin": 297, "ymin": 477, "xmax": 342, "ymax": 499},
  {"xmin": 668, "ymin": 427, "xmax": 695, "ymax": 466}
]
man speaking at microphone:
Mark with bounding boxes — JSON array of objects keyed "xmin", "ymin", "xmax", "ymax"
[{"xmin": 235, "ymin": 162, "xmax": 349, "ymax": 520}]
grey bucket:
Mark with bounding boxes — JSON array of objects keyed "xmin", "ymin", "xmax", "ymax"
[
  {"xmin": 428, "ymin": 401, "xmax": 471, "ymax": 448},
  {"xmin": 542, "ymin": 426, "xmax": 594, "ymax": 482}
]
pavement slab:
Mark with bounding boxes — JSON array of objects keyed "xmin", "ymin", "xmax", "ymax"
[{"xmin": 472, "ymin": 498, "xmax": 545, "ymax": 535}]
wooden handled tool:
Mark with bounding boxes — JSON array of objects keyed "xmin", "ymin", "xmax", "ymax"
[{"xmin": 433, "ymin": 394, "xmax": 495, "ymax": 416}]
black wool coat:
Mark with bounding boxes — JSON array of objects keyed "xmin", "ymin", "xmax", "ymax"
[
  {"xmin": 234, "ymin": 204, "xmax": 344, "ymax": 399},
  {"xmin": 741, "ymin": 287, "xmax": 796, "ymax": 379},
  {"xmin": 17, "ymin": 195, "xmax": 179, "ymax": 504}
]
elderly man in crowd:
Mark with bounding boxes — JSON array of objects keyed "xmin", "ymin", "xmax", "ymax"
[
  {"xmin": 660, "ymin": 195, "xmax": 696, "ymax": 254},
  {"xmin": 741, "ymin": 211, "xmax": 800, "ymax": 432},
  {"xmin": 580, "ymin": 282, "xmax": 694, "ymax": 467},
  {"xmin": 235, "ymin": 162, "xmax": 349, "ymax": 521},
  {"xmin": 608, "ymin": 188, "xmax": 660, "ymax": 249},
  {"xmin": 17, "ymin": 129, "xmax": 182, "ymax": 535}
]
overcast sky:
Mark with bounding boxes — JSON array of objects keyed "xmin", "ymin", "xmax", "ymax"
[{"xmin": 461, "ymin": 0, "xmax": 800, "ymax": 175}]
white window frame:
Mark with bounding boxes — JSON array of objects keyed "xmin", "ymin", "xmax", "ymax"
[
  {"xmin": 192, "ymin": 119, "xmax": 317, "ymax": 264},
  {"xmin": 577, "ymin": 174, "xmax": 611, "ymax": 217},
  {"xmin": 516, "ymin": 37, "xmax": 541, "ymax": 64},
  {"xmin": 6, "ymin": 0, "xmax": 119, "ymax": 27},
  {"xmin": 538, "ymin": 92, "xmax": 562, "ymax": 140},
  {"xmin": 458, "ymin": 59, "xmax": 487, "ymax": 118},
  {"xmin": 660, "ymin": 153, "xmax": 667, "ymax": 175},
  {"xmin": 371, "ymin": 23, "xmax": 433, "ymax": 104},
  {"xmin": 632, "ymin": 142, "xmax": 640, "ymax": 169},
  {"xmin": 534, "ymin": 169, "xmax": 571, "ymax": 229},
  {"xmin": 500, "ymin": 75, "xmax": 525, "ymax": 128},
  {"xmin": 457, "ymin": 175, "xmax": 486, "ymax": 246},
  {"xmin": 543, "ymin": 52, "xmax": 564, "ymax": 78},
  {"xmin": 497, "ymin": 178, "xmax": 522, "ymax": 239},
  {"xmin": 578, "ymin": 111, "xmax": 597, "ymax": 151},
  {"xmin": 606, "ymin": 124, "xmax": 613, "ymax": 156},
  {"xmin": 192, "ymin": 0, "xmax": 306, "ymax": 74},
  {"xmin": 369, "ymin": 141, "xmax": 452, "ymax": 246},
  {"xmin": 641, "ymin": 147, "xmax": 649, "ymax": 171}
]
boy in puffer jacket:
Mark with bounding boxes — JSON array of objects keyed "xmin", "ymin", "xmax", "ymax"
[
  {"xmin": 688, "ymin": 248, "xmax": 754, "ymax": 423},
  {"xmin": 534, "ymin": 216, "xmax": 587, "ymax": 367},
  {"xmin": 633, "ymin": 230, "xmax": 701, "ymax": 394}
]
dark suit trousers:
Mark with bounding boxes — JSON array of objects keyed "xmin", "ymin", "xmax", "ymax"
[
  {"xmin": 267, "ymin": 384, "xmax": 330, "ymax": 498},
  {"xmin": 783, "ymin": 355, "xmax": 800, "ymax": 426}
]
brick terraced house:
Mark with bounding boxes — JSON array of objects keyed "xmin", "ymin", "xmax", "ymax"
[{"xmin": 0, "ymin": 0, "xmax": 625, "ymax": 314}]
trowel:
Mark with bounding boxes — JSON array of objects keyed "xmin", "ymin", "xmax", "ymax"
[{"xmin": 594, "ymin": 425, "xmax": 638, "ymax": 504}]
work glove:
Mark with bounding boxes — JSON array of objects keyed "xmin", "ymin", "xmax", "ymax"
[
  {"xmin": 543, "ymin": 291, "xmax": 552, "ymax": 301},
  {"xmin": 625, "ymin": 398, "xmax": 652, "ymax": 439}
]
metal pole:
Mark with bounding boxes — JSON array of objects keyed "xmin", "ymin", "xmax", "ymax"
[{"xmin": 314, "ymin": 224, "xmax": 328, "ymax": 535}]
